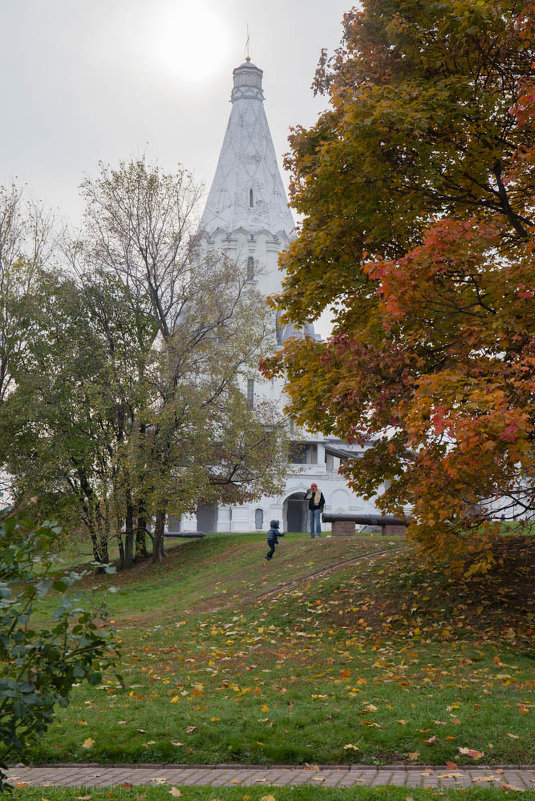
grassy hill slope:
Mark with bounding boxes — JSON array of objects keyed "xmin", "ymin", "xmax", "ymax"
[{"xmin": 31, "ymin": 533, "xmax": 534, "ymax": 767}]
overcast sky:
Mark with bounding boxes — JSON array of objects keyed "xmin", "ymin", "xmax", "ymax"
[{"xmin": 0, "ymin": 0, "xmax": 350, "ymax": 226}]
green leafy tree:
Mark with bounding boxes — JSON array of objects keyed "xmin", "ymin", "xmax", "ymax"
[
  {"xmin": 0, "ymin": 509, "xmax": 118, "ymax": 789},
  {"xmin": 1, "ymin": 268, "xmax": 156, "ymax": 568},
  {"xmin": 2, "ymin": 160, "xmax": 287, "ymax": 567},
  {"xmin": 263, "ymin": 0, "xmax": 535, "ymax": 570},
  {"xmin": 78, "ymin": 159, "xmax": 287, "ymax": 562}
]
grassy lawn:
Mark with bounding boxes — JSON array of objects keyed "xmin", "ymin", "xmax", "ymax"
[
  {"xmin": 10, "ymin": 785, "xmax": 534, "ymax": 801},
  {"xmin": 9, "ymin": 785, "xmax": 534, "ymax": 800},
  {"xmin": 28, "ymin": 533, "xmax": 534, "ymax": 767}
]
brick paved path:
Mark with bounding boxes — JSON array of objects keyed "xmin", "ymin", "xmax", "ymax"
[{"xmin": 7, "ymin": 764, "xmax": 535, "ymax": 791}]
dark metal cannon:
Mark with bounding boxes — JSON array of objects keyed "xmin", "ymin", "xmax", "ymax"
[{"xmin": 322, "ymin": 513, "xmax": 409, "ymax": 536}]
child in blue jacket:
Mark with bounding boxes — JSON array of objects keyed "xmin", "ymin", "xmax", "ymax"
[{"xmin": 265, "ymin": 519, "xmax": 285, "ymax": 560}]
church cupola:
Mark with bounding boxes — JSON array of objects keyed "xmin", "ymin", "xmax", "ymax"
[{"xmin": 231, "ymin": 59, "xmax": 264, "ymax": 102}]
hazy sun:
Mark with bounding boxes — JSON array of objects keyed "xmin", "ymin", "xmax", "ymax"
[{"xmin": 148, "ymin": 0, "xmax": 232, "ymax": 86}]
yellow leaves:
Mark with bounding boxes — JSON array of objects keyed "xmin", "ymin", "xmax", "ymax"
[
  {"xmin": 191, "ymin": 683, "xmax": 204, "ymax": 698},
  {"xmin": 408, "ymin": 751, "xmax": 420, "ymax": 760},
  {"xmin": 500, "ymin": 782, "xmax": 525, "ymax": 792},
  {"xmin": 344, "ymin": 743, "xmax": 360, "ymax": 750},
  {"xmin": 261, "ymin": 704, "xmax": 269, "ymax": 712},
  {"xmin": 458, "ymin": 746, "xmax": 485, "ymax": 759},
  {"xmin": 170, "ymin": 696, "xmax": 180, "ymax": 703},
  {"xmin": 81, "ymin": 738, "xmax": 95, "ymax": 749},
  {"xmin": 260, "ymin": 796, "xmax": 276, "ymax": 801}
]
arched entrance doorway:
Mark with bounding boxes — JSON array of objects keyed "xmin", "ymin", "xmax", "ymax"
[
  {"xmin": 283, "ymin": 492, "xmax": 308, "ymax": 533},
  {"xmin": 197, "ymin": 504, "xmax": 218, "ymax": 533}
]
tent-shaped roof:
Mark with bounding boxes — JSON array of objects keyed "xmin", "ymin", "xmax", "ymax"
[{"xmin": 199, "ymin": 59, "xmax": 295, "ymax": 238}]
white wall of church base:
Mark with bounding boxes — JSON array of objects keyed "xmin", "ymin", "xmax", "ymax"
[{"xmin": 186, "ymin": 468, "xmax": 382, "ymax": 534}]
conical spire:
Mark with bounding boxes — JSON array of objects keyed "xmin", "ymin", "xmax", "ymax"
[{"xmin": 199, "ymin": 60, "xmax": 295, "ymax": 237}]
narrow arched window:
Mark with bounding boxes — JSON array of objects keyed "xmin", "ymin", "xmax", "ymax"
[
  {"xmin": 247, "ymin": 256, "xmax": 254, "ymax": 280},
  {"xmin": 249, "ymin": 188, "xmax": 254, "ymax": 207},
  {"xmin": 247, "ymin": 378, "xmax": 254, "ymax": 408},
  {"xmin": 255, "ymin": 509, "xmax": 264, "ymax": 530}
]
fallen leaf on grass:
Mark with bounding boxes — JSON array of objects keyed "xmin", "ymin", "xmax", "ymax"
[
  {"xmin": 446, "ymin": 761, "xmax": 458, "ymax": 770},
  {"xmin": 169, "ymin": 788, "xmax": 182, "ymax": 797},
  {"xmin": 458, "ymin": 747, "xmax": 485, "ymax": 759},
  {"xmin": 185, "ymin": 726, "xmax": 197, "ymax": 734},
  {"xmin": 508, "ymin": 733, "xmax": 520, "ymax": 739},
  {"xmin": 501, "ymin": 783, "xmax": 525, "ymax": 792},
  {"xmin": 260, "ymin": 796, "xmax": 276, "ymax": 801},
  {"xmin": 76, "ymin": 796, "xmax": 92, "ymax": 799},
  {"xmin": 425, "ymin": 736, "xmax": 438, "ymax": 744},
  {"xmin": 171, "ymin": 742, "xmax": 185, "ymax": 747},
  {"xmin": 408, "ymin": 752, "xmax": 420, "ymax": 761},
  {"xmin": 361, "ymin": 720, "xmax": 382, "ymax": 728},
  {"xmin": 344, "ymin": 744, "xmax": 360, "ymax": 750},
  {"xmin": 81, "ymin": 738, "xmax": 95, "ymax": 750}
]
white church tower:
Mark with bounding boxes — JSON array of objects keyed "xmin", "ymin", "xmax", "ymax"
[{"xmin": 190, "ymin": 58, "xmax": 380, "ymax": 533}]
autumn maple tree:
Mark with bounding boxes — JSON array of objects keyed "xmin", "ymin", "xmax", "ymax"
[{"xmin": 262, "ymin": 0, "xmax": 535, "ymax": 568}]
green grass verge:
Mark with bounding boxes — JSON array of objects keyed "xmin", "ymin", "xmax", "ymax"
[
  {"xmin": 10, "ymin": 785, "xmax": 535, "ymax": 800},
  {"xmin": 29, "ymin": 533, "xmax": 535, "ymax": 767}
]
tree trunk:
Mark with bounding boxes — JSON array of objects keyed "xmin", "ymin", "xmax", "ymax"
[
  {"xmin": 78, "ymin": 470, "xmax": 109, "ymax": 567},
  {"xmin": 152, "ymin": 509, "xmax": 167, "ymax": 563},
  {"xmin": 135, "ymin": 505, "xmax": 149, "ymax": 561},
  {"xmin": 116, "ymin": 533, "xmax": 125, "ymax": 571},
  {"xmin": 124, "ymin": 501, "xmax": 134, "ymax": 569}
]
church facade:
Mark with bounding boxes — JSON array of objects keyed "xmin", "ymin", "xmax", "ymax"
[{"xmin": 180, "ymin": 59, "xmax": 383, "ymax": 534}]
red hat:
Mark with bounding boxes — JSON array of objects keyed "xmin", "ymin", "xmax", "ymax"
[{"xmin": 311, "ymin": 482, "xmax": 318, "ymax": 488}]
